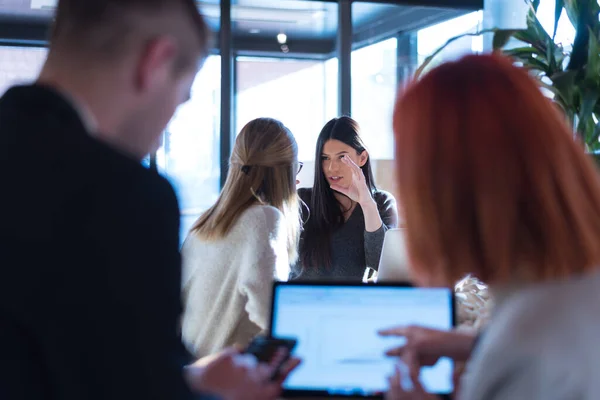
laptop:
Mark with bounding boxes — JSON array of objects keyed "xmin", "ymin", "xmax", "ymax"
[
  {"xmin": 376, "ymin": 228, "xmax": 412, "ymax": 282},
  {"xmin": 269, "ymin": 281, "xmax": 455, "ymax": 398}
]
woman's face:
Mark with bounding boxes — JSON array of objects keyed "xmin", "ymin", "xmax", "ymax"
[{"xmin": 321, "ymin": 139, "xmax": 367, "ymax": 189}]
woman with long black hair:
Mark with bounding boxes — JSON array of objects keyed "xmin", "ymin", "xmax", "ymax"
[{"xmin": 293, "ymin": 116, "xmax": 399, "ymax": 281}]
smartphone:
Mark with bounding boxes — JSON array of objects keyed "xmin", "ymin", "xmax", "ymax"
[{"xmin": 244, "ymin": 336, "xmax": 298, "ymax": 380}]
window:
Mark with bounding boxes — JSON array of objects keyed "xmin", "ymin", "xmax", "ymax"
[
  {"xmin": 415, "ymin": 0, "xmax": 575, "ymax": 67},
  {"xmin": 0, "ymin": 46, "xmax": 47, "ymax": 95},
  {"xmin": 235, "ymin": 56, "xmax": 338, "ymax": 162},
  {"xmin": 536, "ymin": 0, "xmax": 575, "ymax": 46},
  {"xmin": 417, "ymin": 11, "xmax": 484, "ymax": 68},
  {"xmin": 156, "ymin": 56, "xmax": 221, "ymax": 241},
  {"xmin": 351, "ymin": 38, "xmax": 397, "ymax": 161}
]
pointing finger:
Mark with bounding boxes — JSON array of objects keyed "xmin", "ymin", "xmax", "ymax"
[
  {"xmin": 378, "ymin": 327, "xmax": 409, "ymax": 336},
  {"xmin": 385, "ymin": 347, "xmax": 408, "ymax": 357}
]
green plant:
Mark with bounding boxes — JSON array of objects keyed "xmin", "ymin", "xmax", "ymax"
[{"xmin": 416, "ymin": 0, "xmax": 600, "ymax": 152}]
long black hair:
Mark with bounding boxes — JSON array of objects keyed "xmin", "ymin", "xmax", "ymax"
[{"xmin": 299, "ymin": 116, "xmax": 377, "ymax": 270}]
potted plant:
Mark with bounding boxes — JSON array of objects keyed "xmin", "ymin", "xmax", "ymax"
[{"xmin": 417, "ymin": 0, "xmax": 600, "ymax": 161}]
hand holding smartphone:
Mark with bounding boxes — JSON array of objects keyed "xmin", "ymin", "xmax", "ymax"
[{"xmin": 244, "ymin": 336, "xmax": 298, "ymax": 381}]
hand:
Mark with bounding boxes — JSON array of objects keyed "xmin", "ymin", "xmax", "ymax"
[
  {"xmin": 261, "ymin": 347, "xmax": 301, "ymax": 383},
  {"xmin": 379, "ymin": 326, "xmax": 476, "ymax": 376},
  {"xmin": 184, "ymin": 347, "xmax": 300, "ymax": 400},
  {"xmin": 386, "ymin": 364, "xmax": 439, "ymax": 400},
  {"xmin": 330, "ymin": 155, "xmax": 373, "ymax": 206},
  {"xmin": 271, "ymin": 350, "xmax": 302, "ymax": 384}
]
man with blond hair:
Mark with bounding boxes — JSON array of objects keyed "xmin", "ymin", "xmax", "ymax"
[{"xmin": 0, "ymin": 1, "xmax": 295, "ymax": 399}]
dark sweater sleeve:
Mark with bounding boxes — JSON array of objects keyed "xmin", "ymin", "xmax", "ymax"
[{"xmin": 364, "ymin": 191, "xmax": 399, "ymax": 271}]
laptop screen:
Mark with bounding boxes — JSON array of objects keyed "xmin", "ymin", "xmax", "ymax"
[{"xmin": 270, "ymin": 283, "xmax": 454, "ymax": 397}]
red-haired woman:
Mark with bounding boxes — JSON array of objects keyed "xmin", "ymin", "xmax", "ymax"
[{"xmin": 383, "ymin": 54, "xmax": 600, "ymax": 400}]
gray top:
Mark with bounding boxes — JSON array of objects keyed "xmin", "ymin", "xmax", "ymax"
[
  {"xmin": 461, "ymin": 270, "xmax": 600, "ymax": 400},
  {"xmin": 292, "ymin": 188, "xmax": 398, "ymax": 281}
]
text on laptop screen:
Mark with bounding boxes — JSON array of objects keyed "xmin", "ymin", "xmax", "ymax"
[{"xmin": 270, "ymin": 285, "xmax": 454, "ymax": 396}]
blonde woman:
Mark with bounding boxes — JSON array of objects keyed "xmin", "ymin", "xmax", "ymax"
[{"xmin": 181, "ymin": 118, "xmax": 301, "ymax": 358}]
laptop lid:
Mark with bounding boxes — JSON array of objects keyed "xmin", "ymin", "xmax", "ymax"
[
  {"xmin": 377, "ymin": 228, "xmax": 412, "ymax": 282},
  {"xmin": 269, "ymin": 281, "xmax": 455, "ymax": 398}
]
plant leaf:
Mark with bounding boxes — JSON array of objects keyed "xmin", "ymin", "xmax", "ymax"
[
  {"xmin": 515, "ymin": 54, "xmax": 551, "ymax": 73},
  {"xmin": 586, "ymin": 27, "xmax": 600, "ymax": 82},
  {"xmin": 539, "ymin": 80, "xmax": 561, "ymax": 96},
  {"xmin": 513, "ymin": 9, "xmax": 552, "ymax": 55},
  {"xmin": 541, "ymin": 78, "xmax": 571, "ymax": 113},
  {"xmin": 553, "ymin": 0, "xmax": 564, "ymax": 40},
  {"xmin": 563, "ymin": 0, "xmax": 579, "ymax": 29},
  {"xmin": 581, "ymin": 116, "xmax": 598, "ymax": 149},
  {"xmin": 493, "ymin": 30, "xmax": 515, "ymax": 50},
  {"xmin": 567, "ymin": 0, "xmax": 590, "ymax": 70},
  {"xmin": 577, "ymin": 90, "xmax": 599, "ymax": 140},
  {"xmin": 551, "ymin": 70, "xmax": 578, "ymax": 117},
  {"xmin": 546, "ymin": 36, "xmax": 557, "ymax": 71},
  {"xmin": 588, "ymin": 121, "xmax": 600, "ymax": 149},
  {"xmin": 414, "ymin": 29, "xmax": 497, "ymax": 79},
  {"xmin": 503, "ymin": 46, "xmax": 544, "ymax": 58},
  {"xmin": 529, "ymin": 7, "xmax": 553, "ymax": 44}
]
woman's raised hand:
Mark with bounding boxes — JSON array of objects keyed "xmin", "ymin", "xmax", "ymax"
[{"xmin": 329, "ymin": 155, "xmax": 373, "ymax": 206}]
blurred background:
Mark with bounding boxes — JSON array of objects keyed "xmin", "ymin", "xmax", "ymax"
[{"xmin": 0, "ymin": 0, "xmax": 573, "ymax": 240}]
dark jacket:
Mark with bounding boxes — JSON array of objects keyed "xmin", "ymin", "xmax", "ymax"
[{"xmin": 0, "ymin": 85, "xmax": 212, "ymax": 399}]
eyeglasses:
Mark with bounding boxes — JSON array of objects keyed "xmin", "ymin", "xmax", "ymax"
[{"xmin": 297, "ymin": 162, "xmax": 304, "ymax": 175}]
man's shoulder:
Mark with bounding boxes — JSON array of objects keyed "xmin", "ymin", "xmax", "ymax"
[
  {"xmin": 0, "ymin": 84, "xmax": 175, "ymax": 201},
  {"xmin": 96, "ymin": 148, "xmax": 173, "ymax": 196},
  {"xmin": 59, "ymin": 135, "xmax": 177, "ymax": 212},
  {"xmin": 91, "ymin": 155, "xmax": 178, "ymax": 219}
]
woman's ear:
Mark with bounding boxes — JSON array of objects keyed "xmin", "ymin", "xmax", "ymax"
[{"xmin": 358, "ymin": 150, "xmax": 369, "ymax": 167}]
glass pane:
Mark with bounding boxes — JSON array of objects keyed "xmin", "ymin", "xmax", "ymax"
[
  {"xmin": 156, "ymin": 56, "xmax": 221, "ymax": 242},
  {"xmin": 417, "ymin": 11, "xmax": 484, "ymax": 68},
  {"xmin": 232, "ymin": 0, "xmax": 338, "ymax": 189},
  {"xmin": 0, "ymin": 46, "xmax": 48, "ymax": 95},
  {"xmin": 350, "ymin": 2, "xmax": 480, "ymax": 194},
  {"xmin": 236, "ymin": 56, "xmax": 338, "ymax": 162},
  {"xmin": 351, "ymin": 38, "xmax": 397, "ymax": 161}
]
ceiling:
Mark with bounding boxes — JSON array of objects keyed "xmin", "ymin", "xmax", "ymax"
[
  {"xmin": 198, "ymin": 1, "xmax": 474, "ymax": 41},
  {"xmin": 0, "ymin": 0, "xmax": 480, "ymax": 51}
]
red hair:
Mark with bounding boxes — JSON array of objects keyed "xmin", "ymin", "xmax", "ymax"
[{"xmin": 394, "ymin": 54, "xmax": 600, "ymax": 286}]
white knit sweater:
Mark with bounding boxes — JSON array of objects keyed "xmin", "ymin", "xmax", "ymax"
[{"xmin": 180, "ymin": 205, "xmax": 290, "ymax": 358}]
